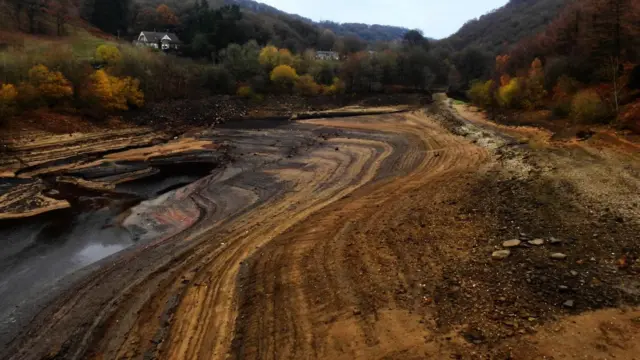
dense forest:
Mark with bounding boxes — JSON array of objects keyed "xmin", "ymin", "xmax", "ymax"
[
  {"xmin": 0, "ymin": 0, "xmax": 638, "ymax": 131},
  {"xmin": 442, "ymin": 0, "xmax": 569, "ymax": 55},
  {"xmin": 464, "ymin": 0, "xmax": 640, "ymax": 130}
]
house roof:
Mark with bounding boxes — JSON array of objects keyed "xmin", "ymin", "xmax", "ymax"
[{"xmin": 140, "ymin": 31, "xmax": 182, "ymax": 44}]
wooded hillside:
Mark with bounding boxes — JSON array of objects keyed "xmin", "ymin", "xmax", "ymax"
[
  {"xmin": 224, "ymin": 0, "xmax": 410, "ymax": 42},
  {"xmin": 443, "ymin": 0, "xmax": 569, "ymax": 54}
]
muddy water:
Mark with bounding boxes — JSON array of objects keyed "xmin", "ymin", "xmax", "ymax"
[
  {"xmin": 0, "ymin": 161, "xmax": 217, "ymax": 343},
  {"xmin": 0, "ymin": 209, "xmax": 133, "ymax": 330}
]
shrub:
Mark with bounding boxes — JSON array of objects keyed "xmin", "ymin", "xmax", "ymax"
[
  {"xmin": 86, "ymin": 70, "xmax": 144, "ymax": 111},
  {"xmin": 96, "ymin": 44, "xmax": 122, "ymax": 65},
  {"xmin": 236, "ymin": 85, "xmax": 254, "ymax": 98},
  {"xmin": 0, "ymin": 84, "xmax": 18, "ymax": 119},
  {"xmin": 323, "ymin": 77, "xmax": 346, "ymax": 95},
  {"xmin": 467, "ymin": 79, "xmax": 494, "ymax": 107},
  {"xmin": 27, "ymin": 64, "xmax": 73, "ymax": 103},
  {"xmin": 294, "ymin": 75, "xmax": 320, "ymax": 96},
  {"xmin": 270, "ymin": 65, "xmax": 298, "ymax": 91},
  {"xmin": 570, "ymin": 89, "xmax": 609, "ymax": 123}
]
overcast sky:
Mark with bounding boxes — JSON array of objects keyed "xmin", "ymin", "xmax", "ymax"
[{"xmin": 257, "ymin": 0, "xmax": 509, "ymax": 39}]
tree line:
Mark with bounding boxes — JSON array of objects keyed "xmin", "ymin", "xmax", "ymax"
[{"xmin": 465, "ymin": 0, "xmax": 640, "ymax": 127}]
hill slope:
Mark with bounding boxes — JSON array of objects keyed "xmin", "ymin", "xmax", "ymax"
[
  {"xmin": 443, "ymin": 0, "xmax": 570, "ymax": 54},
  {"xmin": 225, "ymin": 0, "xmax": 410, "ymax": 42}
]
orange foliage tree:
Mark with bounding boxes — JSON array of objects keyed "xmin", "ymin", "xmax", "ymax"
[
  {"xmin": 523, "ymin": 58, "xmax": 547, "ymax": 110},
  {"xmin": 87, "ymin": 70, "xmax": 144, "ymax": 111},
  {"xmin": 27, "ymin": 65, "xmax": 73, "ymax": 102},
  {"xmin": 0, "ymin": 84, "xmax": 18, "ymax": 119},
  {"xmin": 294, "ymin": 75, "xmax": 320, "ymax": 96},
  {"xmin": 156, "ymin": 4, "xmax": 179, "ymax": 26}
]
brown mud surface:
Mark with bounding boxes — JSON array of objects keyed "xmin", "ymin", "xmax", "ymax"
[{"xmin": 2, "ymin": 95, "xmax": 640, "ymax": 360}]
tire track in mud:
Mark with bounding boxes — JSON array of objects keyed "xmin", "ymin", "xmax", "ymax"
[
  {"xmin": 4, "ymin": 110, "xmax": 489, "ymax": 360},
  {"xmin": 227, "ymin": 112, "xmax": 488, "ymax": 360}
]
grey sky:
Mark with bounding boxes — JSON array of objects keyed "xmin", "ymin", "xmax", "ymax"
[{"xmin": 258, "ymin": 0, "xmax": 509, "ymax": 39}]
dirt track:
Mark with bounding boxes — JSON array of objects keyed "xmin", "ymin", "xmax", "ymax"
[{"xmin": 3, "ymin": 99, "xmax": 640, "ymax": 359}]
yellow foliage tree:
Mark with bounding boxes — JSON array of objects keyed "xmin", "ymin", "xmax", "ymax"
[
  {"xmin": 28, "ymin": 64, "xmax": 73, "ymax": 102},
  {"xmin": 270, "ymin": 65, "xmax": 298, "ymax": 90},
  {"xmin": 259, "ymin": 46, "xmax": 279, "ymax": 69},
  {"xmin": 236, "ymin": 85, "xmax": 254, "ymax": 98},
  {"xmin": 294, "ymin": 75, "xmax": 320, "ymax": 96},
  {"xmin": 96, "ymin": 44, "xmax": 122, "ymax": 65},
  {"xmin": 467, "ymin": 79, "xmax": 495, "ymax": 108},
  {"xmin": 87, "ymin": 70, "xmax": 144, "ymax": 111},
  {"xmin": 497, "ymin": 77, "xmax": 523, "ymax": 109},
  {"xmin": 277, "ymin": 49, "xmax": 294, "ymax": 66},
  {"xmin": 323, "ymin": 77, "xmax": 346, "ymax": 95},
  {"xmin": 0, "ymin": 84, "xmax": 18, "ymax": 118}
]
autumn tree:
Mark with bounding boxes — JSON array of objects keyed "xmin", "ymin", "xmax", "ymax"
[
  {"xmin": 156, "ymin": 4, "xmax": 178, "ymax": 27},
  {"xmin": 27, "ymin": 64, "xmax": 73, "ymax": 102},
  {"xmin": 294, "ymin": 75, "xmax": 320, "ymax": 96},
  {"xmin": 95, "ymin": 44, "xmax": 122, "ymax": 65},
  {"xmin": 270, "ymin": 65, "xmax": 298, "ymax": 91},
  {"xmin": 524, "ymin": 58, "xmax": 547, "ymax": 110},
  {"xmin": 497, "ymin": 78, "xmax": 523, "ymax": 109},
  {"xmin": 259, "ymin": 46, "xmax": 279, "ymax": 70},
  {"xmin": 277, "ymin": 49, "xmax": 294, "ymax": 66},
  {"xmin": 468, "ymin": 80, "xmax": 495, "ymax": 108},
  {"xmin": 0, "ymin": 84, "xmax": 18, "ymax": 119},
  {"xmin": 86, "ymin": 70, "xmax": 143, "ymax": 111}
]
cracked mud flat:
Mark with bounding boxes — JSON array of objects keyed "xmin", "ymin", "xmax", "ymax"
[{"xmin": 2, "ymin": 99, "xmax": 640, "ymax": 360}]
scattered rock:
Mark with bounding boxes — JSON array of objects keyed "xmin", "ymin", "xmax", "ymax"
[
  {"xmin": 352, "ymin": 309, "xmax": 362, "ymax": 316},
  {"xmin": 503, "ymin": 239, "xmax": 522, "ymax": 248},
  {"xmin": 558, "ymin": 285, "xmax": 569, "ymax": 292},
  {"xmin": 551, "ymin": 253, "xmax": 567, "ymax": 260},
  {"xmin": 549, "ymin": 237, "xmax": 562, "ymax": 244},
  {"xmin": 462, "ymin": 329, "xmax": 485, "ymax": 344},
  {"xmin": 563, "ymin": 300, "xmax": 575, "ymax": 308},
  {"xmin": 492, "ymin": 250, "xmax": 511, "ymax": 260},
  {"xmin": 528, "ymin": 239, "xmax": 545, "ymax": 246},
  {"xmin": 570, "ymin": 270, "xmax": 579, "ymax": 277}
]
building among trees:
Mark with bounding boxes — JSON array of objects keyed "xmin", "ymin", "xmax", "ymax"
[{"xmin": 135, "ymin": 31, "xmax": 182, "ymax": 50}]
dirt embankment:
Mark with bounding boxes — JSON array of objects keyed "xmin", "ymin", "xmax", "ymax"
[{"xmin": 2, "ymin": 94, "xmax": 640, "ymax": 360}]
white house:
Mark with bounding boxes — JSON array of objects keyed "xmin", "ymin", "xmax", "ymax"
[
  {"xmin": 315, "ymin": 51, "xmax": 340, "ymax": 61},
  {"xmin": 135, "ymin": 31, "xmax": 182, "ymax": 50}
]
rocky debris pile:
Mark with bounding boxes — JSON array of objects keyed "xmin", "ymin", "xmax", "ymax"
[{"xmin": 128, "ymin": 94, "xmax": 429, "ymax": 131}]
